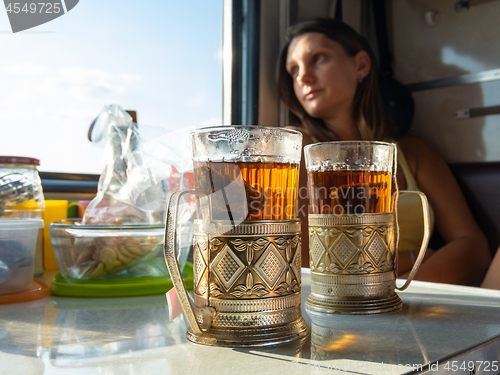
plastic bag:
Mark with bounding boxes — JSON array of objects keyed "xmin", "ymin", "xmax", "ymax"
[
  {"xmin": 84, "ymin": 105, "xmax": 190, "ymax": 225},
  {"xmin": 72, "ymin": 105, "xmax": 193, "ymax": 279}
]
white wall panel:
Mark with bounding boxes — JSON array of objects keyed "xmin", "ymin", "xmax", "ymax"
[{"xmin": 391, "ymin": 0, "xmax": 500, "ymax": 162}]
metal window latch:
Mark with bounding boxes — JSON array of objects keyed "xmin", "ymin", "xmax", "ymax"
[
  {"xmin": 454, "ymin": 105, "xmax": 500, "ymax": 119},
  {"xmin": 456, "ymin": 0, "xmax": 500, "ymax": 12},
  {"xmin": 455, "ymin": 0, "xmax": 471, "ymax": 11}
]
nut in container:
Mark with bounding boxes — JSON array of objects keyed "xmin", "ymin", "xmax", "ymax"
[{"xmin": 50, "ymin": 219, "xmax": 190, "ymax": 282}]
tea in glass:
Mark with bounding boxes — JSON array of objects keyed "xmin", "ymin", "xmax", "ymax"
[
  {"xmin": 194, "ymin": 160, "xmax": 299, "ymax": 221},
  {"xmin": 308, "ymin": 169, "xmax": 391, "ymax": 215}
]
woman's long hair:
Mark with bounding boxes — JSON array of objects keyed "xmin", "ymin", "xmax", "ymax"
[{"xmin": 277, "ymin": 18, "xmax": 388, "ymax": 142}]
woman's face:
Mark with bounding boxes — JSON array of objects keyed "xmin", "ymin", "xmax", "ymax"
[{"xmin": 286, "ymin": 32, "xmax": 366, "ymax": 120}]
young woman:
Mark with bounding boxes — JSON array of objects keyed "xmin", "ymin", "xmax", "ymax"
[{"xmin": 277, "ymin": 18, "xmax": 491, "ymax": 285}]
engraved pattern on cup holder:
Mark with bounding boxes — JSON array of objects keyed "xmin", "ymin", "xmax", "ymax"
[
  {"xmin": 308, "ymin": 213, "xmax": 395, "ymax": 275},
  {"xmin": 193, "ymin": 220, "xmax": 302, "ymax": 302}
]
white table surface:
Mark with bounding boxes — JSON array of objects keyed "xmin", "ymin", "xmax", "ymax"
[{"xmin": 1, "ymin": 269, "xmax": 500, "ymax": 375}]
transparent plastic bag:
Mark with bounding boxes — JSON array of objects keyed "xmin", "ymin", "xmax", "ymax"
[{"xmin": 71, "ymin": 105, "xmax": 193, "ymax": 280}]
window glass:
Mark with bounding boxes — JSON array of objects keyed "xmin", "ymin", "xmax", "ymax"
[{"xmin": 0, "ymin": 1, "xmax": 223, "ymax": 174}]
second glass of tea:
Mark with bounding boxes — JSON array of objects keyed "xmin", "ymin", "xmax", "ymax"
[{"xmin": 304, "ymin": 141, "xmax": 430, "ymax": 314}]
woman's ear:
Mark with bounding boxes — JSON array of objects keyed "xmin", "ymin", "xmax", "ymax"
[{"xmin": 354, "ymin": 50, "xmax": 371, "ymax": 79}]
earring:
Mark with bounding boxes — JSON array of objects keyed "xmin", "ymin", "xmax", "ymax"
[{"xmin": 359, "ymin": 76, "xmax": 364, "ymax": 83}]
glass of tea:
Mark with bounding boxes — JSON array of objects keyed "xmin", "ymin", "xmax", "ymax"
[
  {"xmin": 164, "ymin": 126, "xmax": 308, "ymax": 346},
  {"xmin": 305, "ymin": 141, "xmax": 394, "ymax": 215},
  {"xmin": 304, "ymin": 141, "xmax": 430, "ymax": 314},
  {"xmin": 191, "ymin": 126, "xmax": 302, "ymax": 222}
]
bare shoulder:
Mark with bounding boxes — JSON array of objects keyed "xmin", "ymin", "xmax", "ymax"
[
  {"xmin": 397, "ymin": 135, "xmax": 436, "ymax": 158},
  {"xmin": 396, "ymin": 135, "xmax": 464, "ymax": 223},
  {"xmin": 397, "ymin": 135, "xmax": 427, "ymax": 150},
  {"xmin": 397, "ymin": 135, "xmax": 445, "ymax": 176}
]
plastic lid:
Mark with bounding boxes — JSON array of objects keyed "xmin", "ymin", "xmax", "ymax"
[
  {"xmin": 0, "ymin": 156, "xmax": 40, "ymax": 166},
  {"xmin": 0, "ymin": 279, "xmax": 50, "ymax": 304},
  {"xmin": 50, "ymin": 263, "xmax": 194, "ymax": 298}
]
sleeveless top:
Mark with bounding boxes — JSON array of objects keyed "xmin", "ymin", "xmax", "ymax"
[{"xmin": 396, "ymin": 146, "xmax": 435, "ymax": 252}]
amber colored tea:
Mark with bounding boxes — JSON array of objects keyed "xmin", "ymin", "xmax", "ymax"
[
  {"xmin": 308, "ymin": 170, "xmax": 391, "ymax": 214},
  {"xmin": 194, "ymin": 161, "xmax": 299, "ymax": 221}
]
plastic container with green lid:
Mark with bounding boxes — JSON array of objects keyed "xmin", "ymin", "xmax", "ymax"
[{"xmin": 50, "ymin": 262, "xmax": 194, "ymax": 298}]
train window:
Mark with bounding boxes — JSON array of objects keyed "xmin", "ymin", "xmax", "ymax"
[{"xmin": 0, "ymin": 1, "xmax": 223, "ymax": 174}]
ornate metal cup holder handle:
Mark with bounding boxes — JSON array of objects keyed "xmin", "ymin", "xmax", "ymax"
[
  {"xmin": 164, "ymin": 190, "xmax": 210, "ymax": 334},
  {"xmin": 395, "ymin": 191, "xmax": 430, "ymax": 292}
]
